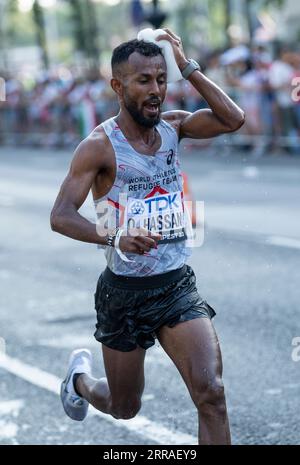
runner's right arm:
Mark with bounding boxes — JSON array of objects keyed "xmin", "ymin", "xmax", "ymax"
[
  {"xmin": 50, "ymin": 136, "xmax": 108, "ymax": 245},
  {"xmin": 50, "ymin": 135, "xmax": 161, "ymax": 254}
]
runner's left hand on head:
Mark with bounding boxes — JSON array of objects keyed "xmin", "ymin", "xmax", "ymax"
[{"xmin": 156, "ymin": 28, "xmax": 187, "ymax": 69}]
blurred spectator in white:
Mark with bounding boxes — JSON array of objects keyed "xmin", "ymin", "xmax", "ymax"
[
  {"xmin": 269, "ymin": 47, "xmax": 297, "ymax": 150},
  {"xmin": 291, "ymin": 51, "xmax": 300, "ymax": 135},
  {"xmin": 205, "ymin": 50, "xmax": 230, "ymax": 93}
]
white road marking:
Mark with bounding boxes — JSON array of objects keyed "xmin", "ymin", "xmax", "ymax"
[
  {"xmin": 0, "ymin": 353, "xmax": 197, "ymax": 445},
  {"xmin": 0, "ymin": 400, "xmax": 24, "ymax": 416},
  {"xmin": 266, "ymin": 236, "xmax": 300, "ymax": 250},
  {"xmin": 0, "ymin": 420, "xmax": 18, "ymax": 440},
  {"xmin": 0, "ymin": 337, "xmax": 6, "ymax": 355},
  {"xmin": 264, "ymin": 388, "xmax": 282, "ymax": 395},
  {"xmin": 0, "ymin": 399, "xmax": 24, "ymax": 443},
  {"xmin": 242, "ymin": 166, "xmax": 260, "ymax": 179},
  {"xmin": 142, "ymin": 394, "xmax": 155, "ymax": 401}
]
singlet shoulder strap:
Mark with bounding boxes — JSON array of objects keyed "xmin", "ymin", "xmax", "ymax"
[
  {"xmin": 100, "ymin": 117, "xmax": 116, "ymax": 138},
  {"xmin": 159, "ymin": 118, "xmax": 179, "ymax": 140}
]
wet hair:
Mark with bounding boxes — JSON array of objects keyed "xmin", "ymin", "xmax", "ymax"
[{"xmin": 111, "ymin": 39, "xmax": 163, "ymax": 77}]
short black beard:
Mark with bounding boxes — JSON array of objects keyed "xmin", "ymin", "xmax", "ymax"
[{"xmin": 124, "ymin": 97, "xmax": 161, "ymax": 128}]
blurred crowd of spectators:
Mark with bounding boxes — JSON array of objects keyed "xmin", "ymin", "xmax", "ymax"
[{"xmin": 1, "ymin": 43, "xmax": 300, "ymax": 155}]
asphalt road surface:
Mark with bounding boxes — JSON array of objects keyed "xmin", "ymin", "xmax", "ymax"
[{"xmin": 0, "ymin": 142, "xmax": 300, "ymax": 445}]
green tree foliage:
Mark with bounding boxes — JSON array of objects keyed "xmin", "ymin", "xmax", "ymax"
[
  {"xmin": 32, "ymin": 0, "xmax": 49, "ymax": 68},
  {"xmin": 5, "ymin": 0, "xmax": 35, "ymax": 47},
  {"xmin": 67, "ymin": 0, "xmax": 100, "ymax": 67}
]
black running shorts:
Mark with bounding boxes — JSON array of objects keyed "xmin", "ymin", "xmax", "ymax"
[{"xmin": 94, "ymin": 264, "xmax": 216, "ymax": 352}]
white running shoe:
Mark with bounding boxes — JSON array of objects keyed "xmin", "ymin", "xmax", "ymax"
[{"xmin": 60, "ymin": 348, "xmax": 92, "ymax": 421}]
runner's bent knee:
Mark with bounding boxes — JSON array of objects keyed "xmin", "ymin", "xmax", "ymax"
[{"xmin": 110, "ymin": 395, "xmax": 142, "ymax": 420}]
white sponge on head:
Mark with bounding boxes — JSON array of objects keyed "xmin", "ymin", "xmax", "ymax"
[{"xmin": 137, "ymin": 28, "xmax": 182, "ymax": 83}]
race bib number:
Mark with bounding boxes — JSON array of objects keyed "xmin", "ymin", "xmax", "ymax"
[{"xmin": 124, "ymin": 190, "xmax": 187, "ymax": 244}]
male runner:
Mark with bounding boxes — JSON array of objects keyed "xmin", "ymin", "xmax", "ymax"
[{"xmin": 50, "ymin": 28, "xmax": 245, "ymax": 445}]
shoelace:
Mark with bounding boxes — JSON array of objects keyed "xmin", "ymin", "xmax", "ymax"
[{"xmin": 70, "ymin": 394, "xmax": 84, "ymax": 406}]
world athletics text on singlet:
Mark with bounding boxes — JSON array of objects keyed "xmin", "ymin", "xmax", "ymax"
[{"xmin": 94, "ymin": 116, "xmax": 192, "ymax": 277}]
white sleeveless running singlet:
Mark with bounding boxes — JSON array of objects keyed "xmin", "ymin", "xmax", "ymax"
[{"xmin": 94, "ymin": 116, "xmax": 192, "ymax": 277}]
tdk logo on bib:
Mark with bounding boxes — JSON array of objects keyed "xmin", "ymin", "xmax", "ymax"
[
  {"xmin": 125, "ymin": 191, "xmax": 186, "ymax": 244},
  {"xmin": 144, "ymin": 193, "xmax": 179, "ymax": 213}
]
